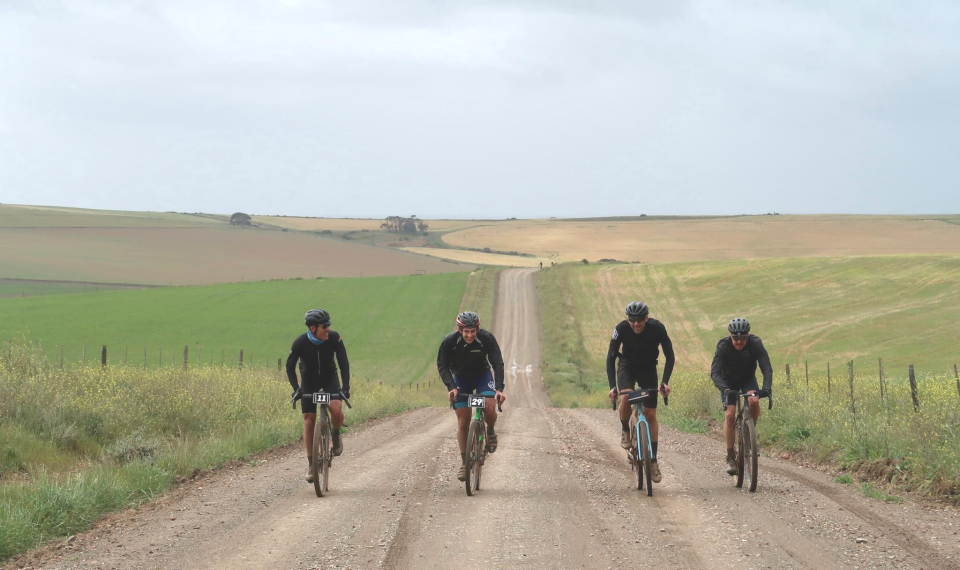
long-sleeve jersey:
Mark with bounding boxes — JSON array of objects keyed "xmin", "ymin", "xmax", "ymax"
[
  {"xmin": 286, "ymin": 331, "xmax": 350, "ymax": 393},
  {"xmin": 710, "ymin": 335, "xmax": 772, "ymax": 391},
  {"xmin": 436, "ymin": 329, "xmax": 505, "ymax": 391},
  {"xmin": 606, "ymin": 318, "xmax": 675, "ymax": 389}
]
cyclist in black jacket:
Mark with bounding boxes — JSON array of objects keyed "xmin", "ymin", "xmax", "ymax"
[
  {"xmin": 711, "ymin": 317, "xmax": 772, "ymax": 475},
  {"xmin": 437, "ymin": 311, "xmax": 506, "ymax": 482},
  {"xmin": 607, "ymin": 301, "xmax": 675, "ymax": 483},
  {"xmin": 287, "ymin": 309, "xmax": 351, "ymax": 483}
]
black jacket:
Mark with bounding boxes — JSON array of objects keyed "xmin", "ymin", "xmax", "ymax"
[
  {"xmin": 710, "ymin": 335, "xmax": 772, "ymax": 391},
  {"xmin": 606, "ymin": 318, "xmax": 675, "ymax": 389},
  {"xmin": 286, "ymin": 331, "xmax": 350, "ymax": 393},
  {"xmin": 436, "ymin": 329, "xmax": 505, "ymax": 391}
]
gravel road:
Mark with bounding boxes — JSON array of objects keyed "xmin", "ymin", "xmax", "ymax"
[{"xmin": 11, "ymin": 269, "xmax": 957, "ymax": 570}]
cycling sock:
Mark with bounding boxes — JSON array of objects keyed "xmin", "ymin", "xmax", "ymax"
[
  {"xmin": 333, "ymin": 429, "xmax": 341, "ymax": 435},
  {"xmin": 621, "ymin": 420, "xmax": 629, "ymax": 432},
  {"xmin": 307, "ymin": 455, "xmax": 313, "ymax": 466},
  {"xmin": 460, "ymin": 452, "xmax": 466, "ymax": 465},
  {"xmin": 652, "ymin": 441, "xmax": 658, "ymax": 460},
  {"xmin": 487, "ymin": 424, "xmax": 495, "ymax": 435},
  {"xmin": 726, "ymin": 448, "xmax": 735, "ymax": 461}
]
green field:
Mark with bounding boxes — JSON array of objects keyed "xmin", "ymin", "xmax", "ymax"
[
  {"xmin": 549, "ymin": 255, "xmax": 960, "ymax": 376},
  {"xmin": 536, "ymin": 256, "xmax": 960, "ymax": 498},
  {"xmin": 0, "ymin": 204, "xmax": 222, "ymax": 228},
  {"xmin": 0, "ymin": 273, "xmax": 467, "ymax": 385},
  {"xmin": 0, "ymin": 280, "xmax": 146, "ymax": 298},
  {"xmin": 0, "ymin": 272, "xmax": 467, "ymax": 562}
]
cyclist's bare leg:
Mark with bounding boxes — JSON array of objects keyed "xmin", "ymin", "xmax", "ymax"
[
  {"xmin": 747, "ymin": 396, "xmax": 761, "ymax": 424},
  {"xmin": 303, "ymin": 413, "xmax": 317, "ymax": 455},
  {"xmin": 723, "ymin": 405, "xmax": 736, "ymax": 449},
  {"xmin": 455, "ymin": 408, "xmax": 471, "ymax": 455},
  {"xmin": 618, "ymin": 393, "xmax": 631, "ymax": 423},
  {"xmin": 482, "ymin": 397, "xmax": 498, "ymax": 429},
  {"xmin": 329, "ymin": 400, "xmax": 344, "ymax": 429},
  {"xmin": 643, "ymin": 406, "xmax": 658, "ymax": 442}
]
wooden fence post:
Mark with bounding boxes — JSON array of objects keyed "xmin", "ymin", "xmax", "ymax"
[
  {"xmin": 59, "ymin": 344, "xmax": 64, "ymax": 369},
  {"xmin": 183, "ymin": 345, "xmax": 189, "ymax": 370},
  {"xmin": 101, "ymin": 345, "xmax": 107, "ymax": 367},
  {"xmin": 955, "ymin": 364, "xmax": 959, "ymax": 399},
  {"xmin": 198, "ymin": 347, "xmax": 202, "ymax": 366},
  {"xmin": 238, "ymin": 350, "xmax": 244, "ymax": 370},
  {"xmin": 827, "ymin": 362, "xmax": 831, "ymax": 394},
  {"xmin": 82, "ymin": 345, "xmax": 87, "ymax": 367},
  {"xmin": 878, "ymin": 357, "xmax": 885, "ymax": 400},
  {"xmin": 159, "ymin": 347, "xmax": 162, "ymax": 366},
  {"xmin": 124, "ymin": 346, "xmax": 128, "ymax": 365},
  {"xmin": 785, "ymin": 364, "xmax": 791, "ymax": 386},
  {"xmin": 277, "ymin": 358, "xmax": 282, "ymax": 371},
  {"xmin": 847, "ymin": 360, "xmax": 856, "ymax": 416},
  {"xmin": 804, "ymin": 361, "xmax": 809, "ymax": 388},
  {"xmin": 908, "ymin": 365, "xmax": 920, "ymax": 412},
  {"xmin": 143, "ymin": 346, "xmax": 147, "ymax": 368}
]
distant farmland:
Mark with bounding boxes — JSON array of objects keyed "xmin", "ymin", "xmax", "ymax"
[
  {"xmin": 540, "ymin": 255, "xmax": 960, "ymax": 375},
  {"xmin": 0, "ymin": 205, "xmax": 471, "ymax": 285},
  {"xmin": 441, "ymin": 215, "xmax": 960, "ymax": 263},
  {"xmin": 0, "ymin": 273, "xmax": 469, "ymax": 385}
]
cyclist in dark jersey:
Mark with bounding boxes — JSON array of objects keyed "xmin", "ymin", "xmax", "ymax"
[
  {"xmin": 287, "ymin": 309, "xmax": 351, "ymax": 483},
  {"xmin": 711, "ymin": 317, "xmax": 772, "ymax": 475},
  {"xmin": 607, "ymin": 301, "xmax": 675, "ymax": 483},
  {"xmin": 437, "ymin": 311, "xmax": 506, "ymax": 482}
]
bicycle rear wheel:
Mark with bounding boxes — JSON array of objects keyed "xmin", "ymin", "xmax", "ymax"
[
  {"xmin": 465, "ymin": 421, "xmax": 481, "ymax": 496},
  {"xmin": 743, "ymin": 418, "xmax": 758, "ymax": 492},
  {"xmin": 639, "ymin": 424, "xmax": 653, "ymax": 497},
  {"xmin": 735, "ymin": 418, "xmax": 745, "ymax": 489},
  {"xmin": 311, "ymin": 420, "xmax": 326, "ymax": 497}
]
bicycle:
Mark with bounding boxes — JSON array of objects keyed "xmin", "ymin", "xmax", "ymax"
[
  {"xmin": 452, "ymin": 393, "xmax": 503, "ymax": 496},
  {"xmin": 292, "ymin": 390, "xmax": 352, "ymax": 497},
  {"xmin": 615, "ymin": 388, "xmax": 667, "ymax": 496},
  {"xmin": 723, "ymin": 389, "xmax": 771, "ymax": 492}
]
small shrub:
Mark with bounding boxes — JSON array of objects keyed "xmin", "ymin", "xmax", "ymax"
[
  {"xmin": 834, "ymin": 474, "xmax": 852, "ymax": 484},
  {"xmin": 106, "ymin": 430, "xmax": 161, "ymax": 464},
  {"xmin": 581, "ymin": 259, "xmax": 589, "ymax": 265}
]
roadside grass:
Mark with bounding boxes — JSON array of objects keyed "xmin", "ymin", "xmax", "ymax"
[
  {"xmin": 0, "ymin": 340, "xmax": 445, "ymax": 563},
  {"xmin": 835, "ymin": 474, "xmax": 853, "ymax": 485},
  {"xmin": 861, "ymin": 483, "xmax": 904, "ymax": 503},
  {"xmin": 536, "ymin": 261, "xmax": 960, "ymax": 499},
  {"xmin": 0, "ymin": 273, "xmax": 467, "ymax": 384},
  {"xmin": 460, "ymin": 267, "xmax": 501, "ymax": 331}
]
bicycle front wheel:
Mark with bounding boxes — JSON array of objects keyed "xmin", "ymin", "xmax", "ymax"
[
  {"xmin": 311, "ymin": 421, "xmax": 326, "ymax": 497},
  {"xmin": 743, "ymin": 418, "xmax": 758, "ymax": 492},
  {"xmin": 639, "ymin": 424, "xmax": 653, "ymax": 497},
  {"xmin": 735, "ymin": 418, "xmax": 745, "ymax": 489},
  {"xmin": 473, "ymin": 424, "xmax": 484, "ymax": 492},
  {"xmin": 465, "ymin": 421, "xmax": 482, "ymax": 496},
  {"xmin": 319, "ymin": 423, "xmax": 331, "ymax": 495}
]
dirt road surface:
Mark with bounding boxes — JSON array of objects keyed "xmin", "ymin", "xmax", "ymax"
[{"xmin": 13, "ymin": 269, "xmax": 958, "ymax": 570}]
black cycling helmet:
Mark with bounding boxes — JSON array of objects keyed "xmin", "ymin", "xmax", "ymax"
[
  {"xmin": 456, "ymin": 311, "xmax": 480, "ymax": 328},
  {"xmin": 304, "ymin": 308, "xmax": 331, "ymax": 327},
  {"xmin": 625, "ymin": 301, "xmax": 649, "ymax": 319},
  {"xmin": 728, "ymin": 317, "xmax": 750, "ymax": 335}
]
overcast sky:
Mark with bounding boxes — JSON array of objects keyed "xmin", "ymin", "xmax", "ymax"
[{"xmin": 2, "ymin": 1, "xmax": 959, "ymax": 218}]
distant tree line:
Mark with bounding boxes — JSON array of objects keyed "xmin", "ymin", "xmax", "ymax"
[{"xmin": 381, "ymin": 215, "xmax": 428, "ymax": 234}]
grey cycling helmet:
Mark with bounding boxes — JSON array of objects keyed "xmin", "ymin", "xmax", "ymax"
[
  {"xmin": 728, "ymin": 317, "xmax": 750, "ymax": 335},
  {"xmin": 625, "ymin": 301, "xmax": 649, "ymax": 319},
  {"xmin": 304, "ymin": 308, "xmax": 331, "ymax": 327},
  {"xmin": 456, "ymin": 311, "xmax": 480, "ymax": 328}
]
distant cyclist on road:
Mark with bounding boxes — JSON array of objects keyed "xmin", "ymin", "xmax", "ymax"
[
  {"xmin": 287, "ymin": 309, "xmax": 351, "ymax": 483},
  {"xmin": 437, "ymin": 311, "xmax": 506, "ymax": 483},
  {"xmin": 607, "ymin": 301, "xmax": 675, "ymax": 483},
  {"xmin": 711, "ymin": 317, "xmax": 772, "ymax": 475}
]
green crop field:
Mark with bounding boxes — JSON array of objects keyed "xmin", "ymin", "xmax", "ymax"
[
  {"xmin": 0, "ymin": 280, "xmax": 143, "ymax": 298},
  {"xmin": 536, "ymin": 256, "xmax": 960, "ymax": 498},
  {"xmin": 0, "ymin": 204, "xmax": 222, "ymax": 228},
  {"xmin": 0, "ymin": 273, "xmax": 468, "ymax": 385},
  {"xmin": 0, "ymin": 271, "xmax": 469, "ymax": 562}
]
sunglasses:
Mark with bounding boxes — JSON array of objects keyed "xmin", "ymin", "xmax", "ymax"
[
  {"xmin": 628, "ymin": 317, "xmax": 646, "ymax": 323},
  {"xmin": 317, "ymin": 324, "xmax": 330, "ymax": 330},
  {"xmin": 731, "ymin": 334, "xmax": 749, "ymax": 341}
]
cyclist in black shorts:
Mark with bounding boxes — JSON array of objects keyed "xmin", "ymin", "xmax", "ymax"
[
  {"xmin": 437, "ymin": 311, "xmax": 506, "ymax": 483},
  {"xmin": 607, "ymin": 301, "xmax": 675, "ymax": 483},
  {"xmin": 287, "ymin": 309, "xmax": 351, "ymax": 483},
  {"xmin": 711, "ymin": 317, "xmax": 772, "ymax": 475}
]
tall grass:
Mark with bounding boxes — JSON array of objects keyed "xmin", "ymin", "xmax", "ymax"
[
  {"xmin": 535, "ymin": 265, "xmax": 960, "ymax": 499},
  {"xmin": 0, "ymin": 340, "xmax": 441, "ymax": 563}
]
